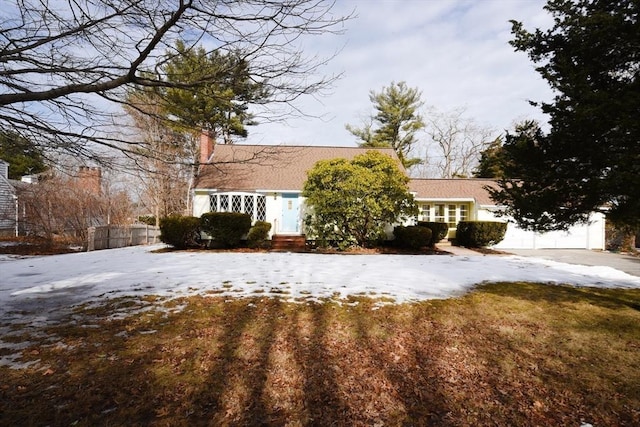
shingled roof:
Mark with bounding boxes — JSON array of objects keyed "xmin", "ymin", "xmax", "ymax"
[
  {"xmin": 196, "ymin": 144, "xmax": 402, "ymax": 191},
  {"xmin": 409, "ymin": 179, "xmax": 499, "ymax": 206}
]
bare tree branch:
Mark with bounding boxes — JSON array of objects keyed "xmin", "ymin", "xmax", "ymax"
[{"xmin": 0, "ymin": 0, "xmax": 349, "ymax": 160}]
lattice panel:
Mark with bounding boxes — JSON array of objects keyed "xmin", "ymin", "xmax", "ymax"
[
  {"xmin": 256, "ymin": 196, "xmax": 266, "ymax": 221},
  {"xmin": 245, "ymin": 197, "xmax": 254, "ymax": 219},
  {"xmin": 219, "ymin": 195, "xmax": 229, "ymax": 211},
  {"xmin": 209, "ymin": 195, "xmax": 218, "ymax": 212},
  {"xmin": 232, "ymin": 195, "xmax": 242, "ymax": 212}
]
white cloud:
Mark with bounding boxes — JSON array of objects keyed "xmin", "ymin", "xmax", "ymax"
[{"xmin": 246, "ymin": 0, "xmax": 555, "ymax": 146}]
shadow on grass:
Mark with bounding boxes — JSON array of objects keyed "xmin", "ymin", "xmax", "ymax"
[
  {"xmin": 1, "ymin": 288, "xmax": 639, "ymax": 426},
  {"xmin": 478, "ymin": 281, "xmax": 640, "ymax": 312},
  {"xmin": 349, "ymin": 302, "xmax": 451, "ymax": 424}
]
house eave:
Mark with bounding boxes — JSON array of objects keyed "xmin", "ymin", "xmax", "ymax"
[{"xmin": 414, "ymin": 197, "xmax": 476, "ymax": 203}]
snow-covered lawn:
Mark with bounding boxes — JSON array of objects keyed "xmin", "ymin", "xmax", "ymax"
[{"xmin": 2, "ymin": 244, "xmax": 639, "ymax": 323}]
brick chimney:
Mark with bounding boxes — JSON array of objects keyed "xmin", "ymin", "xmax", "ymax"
[
  {"xmin": 77, "ymin": 166, "xmax": 102, "ymax": 194},
  {"xmin": 200, "ymin": 130, "xmax": 215, "ymax": 164}
]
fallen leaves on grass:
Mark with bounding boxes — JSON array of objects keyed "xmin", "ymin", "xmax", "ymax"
[{"xmin": 0, "ymin": 284, "xmax": 639, "ymax": 426}]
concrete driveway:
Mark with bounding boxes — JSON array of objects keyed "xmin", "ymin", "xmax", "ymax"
[{"xmin": 504, "ymin": 249, "xmax": 640, "ymax": 277}]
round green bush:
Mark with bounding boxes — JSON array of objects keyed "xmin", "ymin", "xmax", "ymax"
[
  {"xmin": 200, "ymin": 212, "xmax": 252, "ymax": 248},
  {"xmin": 417, "ymin": 221, "xmax": 449, "ymax": 246},
  {"xmin": 247, "ymin": 221, "xmax": 272, "ymax": 249},
  {"xmin": 159, "ymin": 215, "xmax": 201, "ymax": 249},
  {"xmin": 393, "ymin": 225, "xmax": 432, "ymax": 250}
]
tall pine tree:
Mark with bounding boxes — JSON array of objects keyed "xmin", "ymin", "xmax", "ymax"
[
  {"xmin": 346, "ymin": 82, "xmax": 424, "ymax": 169},
  {"xmin": 162, "ymin": 41, "xmax": 269, "ymax": 144}
]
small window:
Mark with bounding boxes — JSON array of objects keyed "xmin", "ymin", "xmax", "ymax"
[
  {"xmin": 209, "ymin": 194, "xmax": 218, "ymax": 212},
  {"xmin": 256, "ymin": 195, "xmax": 266, "ymax": 221},
  {"xmin": 448, "ymin": 204, "xmax": 457, "ymax": 227},
  {"xmin": 420, "ymin": 204, "xmax": 431, "ymax": 222},
  {"xmin": 245, "ymin": 197, "xmax": 254, "ymax": 218},
  {"xmin": 232, "ymin": 195, "xmax": 242, "ymax": 213},
  {"xmin": 219, "ymin": 195, "xmax": 229, "ymax": 211},
  {"xmin": 434, "ymin": 204, "xmax": 445, "ymax": 223},
  {"xmin": 459, "ymin": 204, "xmax": 468, "ymax": 222}
]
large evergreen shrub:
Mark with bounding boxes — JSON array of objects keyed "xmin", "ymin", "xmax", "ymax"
[
  {"xmin": 159, "ymin": 215, "xmax": 201, "ymax": 249},
  {"xmin": 417, "ymin": 221, "xmax": 449, "ymax": 247},
  {"xmin": 393, "ymin": 225, "xmax": 432, "ymax": 250},
  {"xmin": 455, "ymin": 221, "xmax": 507, "ymax": 248},
  {"xmin": 302, "ymin": 150, "xmax": 417, "ymax": 250},
  {"xmin": 200, "ymin": 212, "xmax": 252, "ymax": 248}
]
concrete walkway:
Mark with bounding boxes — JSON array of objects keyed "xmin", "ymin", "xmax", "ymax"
[{"xmin": 436, "ymin": 241, "xmax": 484, "ymax": 256}]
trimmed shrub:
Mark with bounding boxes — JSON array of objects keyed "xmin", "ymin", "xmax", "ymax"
[
  {"xmin": 247, "ymin": 221, "xmax": 272, "ymax": 249},
  {"xmin": 455, "ymin": 221, "xmax": 507, "ymax": 248},
  {"xmin": 417, "ymin": 221, "xmax": 449, "ymax": 246},
  {"xmin": 393, "ymin": 225, "xmax": 432, "ymax": 250},
  {"xmin": 159, "ymin": 215, "xmax": 201, "ymax": 249},
  {"xmin": 200, "ymin": 212, "xmax": 252, "ymax": 248}
]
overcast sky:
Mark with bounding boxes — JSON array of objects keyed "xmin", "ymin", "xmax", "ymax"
[{"xmin": 245, "ymin": 0, "xmax": 555, "ymax": 147}]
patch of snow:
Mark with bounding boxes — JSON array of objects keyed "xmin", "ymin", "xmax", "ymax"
[{"xmin": 0, "ymin": 244, "xmax": 639, "ymax": 328}]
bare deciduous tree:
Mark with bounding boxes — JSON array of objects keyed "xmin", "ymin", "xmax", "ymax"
[
  {"xmin": 415, "ymin": 107, "xmax": 496, "ymax": 178},
  {"xmin": 0, "ymin": 0, "xmax": 348, "ymax": 161},
  {"xmin": 17, "ymin": 169, "xmax": 131, "ymax": 246},
  {"xmin": 124, "ymin": 89, "xmax": 190, "ymax": 222}
]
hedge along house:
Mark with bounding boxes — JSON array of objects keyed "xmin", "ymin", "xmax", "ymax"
[
  {"xmin": 192, "ymin": 132, "xmax": 402, "ymax": 239},
  {"xmin": 409, "ymin": 178, "xmax": 606, "ymax": 250}
]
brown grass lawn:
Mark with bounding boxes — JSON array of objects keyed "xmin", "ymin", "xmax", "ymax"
[{"xmin": 1, "ymin": 282, "xmax": 639, "ymax": 426}]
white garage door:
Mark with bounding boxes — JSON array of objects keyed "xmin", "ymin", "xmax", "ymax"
[{"xmin": 489, "ymin": 212, "xmax": 605, "ymax": 250}]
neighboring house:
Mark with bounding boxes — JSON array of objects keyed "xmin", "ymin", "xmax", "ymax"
[
  {"xmin": 0, "ymin": 160, "xmax": 17, "ymax": 236},
  {"xmin": 192, "ymin": 134, "xmax": 606, "ymax": 250},
  {"xmin": 0, "ymin": 159, "xmax": 40, "ymax": 236}
]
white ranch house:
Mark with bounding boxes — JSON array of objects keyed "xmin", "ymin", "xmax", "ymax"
[{"xmin": 192, "ymin": 134, "xmax": 605, "ymax": 250}]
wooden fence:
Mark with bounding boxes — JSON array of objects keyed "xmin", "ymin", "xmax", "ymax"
[{"xmin": 87, "ymin": 224, "xmax": 160, "ymax": 251}]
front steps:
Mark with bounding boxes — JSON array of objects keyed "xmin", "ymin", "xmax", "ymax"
[{"xmin": 271, "ymin": 234, "xmax": 307, "ymax": 252}]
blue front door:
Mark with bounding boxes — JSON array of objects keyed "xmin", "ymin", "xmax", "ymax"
[{"xmin": 281, "ymin": 193, "xmax": 300, "ymax": 233}]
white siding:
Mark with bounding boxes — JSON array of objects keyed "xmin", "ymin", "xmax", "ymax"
[
  {"xmin": 0, "ymin": 176, "xmax": 16, "ymax": 233},
  {"xmin": 194, "ymin": 190, "xmax": 309, "ymax": 237}
]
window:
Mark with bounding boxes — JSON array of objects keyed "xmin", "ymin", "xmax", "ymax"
[
  {"xmin": 245, "ymin": 197, "xmax": 254, "ymax": 218},
  {"xmin": 209, "ymin": 195, "xmax": 218, "ymax": 212},
  {"xmin": 434, "ymin": 204, "xmax": 446, "ymax": 223},
  {"xmin": 414, "ymin": 203, "xmax": 472, "ymax": 226},
  {"xmin": 232, "ymin": 195, "xmax": 242, "ymax": 213},
  {"xmin": 256, "ymin": 195, "xmax": 266, "ymax": 221},
  {"xmin": 420, "ymin": 204, "xmax": 431, "ymax": 222},
  {"xmin": 459, "ymin": 204, "xmax": 468, "ymax": 222},
  {"xmin": 220, "ymin": 194, "xmax": 229, "ymax": 211},
  {"xmin": 208, "ymin": 192, "xmax": 267, "ymax": 223},
  {"xmin": 448, "ymin": 205, "xmax": 457, "ymax": 227}
]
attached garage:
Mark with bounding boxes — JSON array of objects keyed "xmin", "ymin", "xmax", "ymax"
[{"xmin": 488, "ymin": 211, "xmax": 606, "ymax": 250}]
